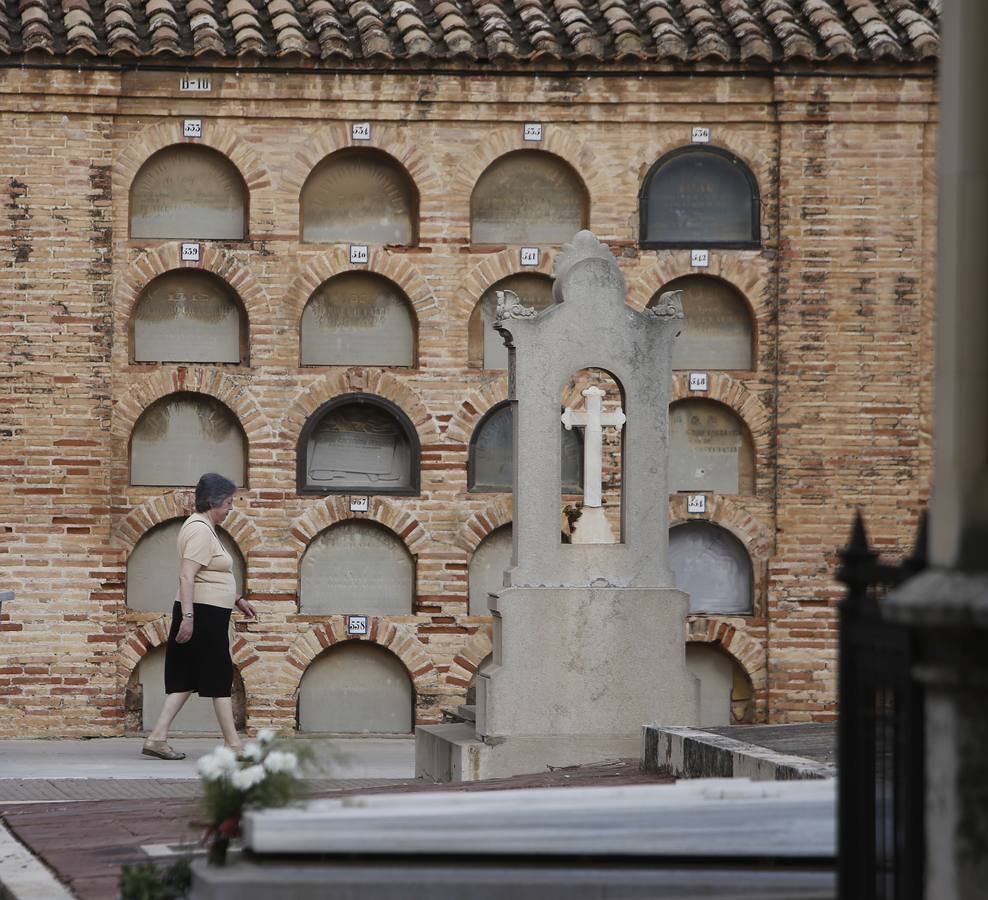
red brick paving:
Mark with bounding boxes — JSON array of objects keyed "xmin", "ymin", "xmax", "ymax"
[{"xmin": 1, "ymin": 760, "xmax": 672, "ymax": 900}]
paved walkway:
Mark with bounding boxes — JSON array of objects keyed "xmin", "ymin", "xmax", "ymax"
[
  {"xmin": 0, "ymin": 727, "xmax": 832, "ymax": 899},
  {"xmin": 1, "ymin": 754, "xmax": 667, "ymax": 900}
]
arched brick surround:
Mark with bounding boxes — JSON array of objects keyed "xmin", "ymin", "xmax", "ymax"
[
  {"xmin": 455, "ymin": 500, "xmax": 513, "ymax": 554},
  {"xmin": 670, "ymin": 374, "xmax": 773, "ymax": 480},
  {"xmin": 445, "ymin": 382, "xmax": 510, "ymax": 444},
  {"xmin": 281, "ymin": 622, "xmax": 440, "ymax": 698},
  {"xmin": 116, "ymin": 618, "xmax": 261, "ymax": 697},
  {"xmin": 626, "ymin": 257, "xmax": 770, "ymax": 320},
  {"xmin": 115, "ymin": 122, "xmax": 269, "ymax": 227},
  {"xmin": 278, "ymin": 370, "xmax": 440, "ymax": 448},
  {"xmin": 452, "ymin": 248, "xmax": 557, "ymax": 320},
  {"xmin": 276, "ymin": 123, "xmax": 444, "ymax": 240},
  {"xmin": 448, "ymin": 130, "xmax": 608, "ymax": 240},
  {"xmin": 287, "ymin": 495, "xmax": 432, "ymax": 556},
  {"xmin": 112, "ymin": 491, "xmax": 263, "ymax": 556},
  {"xmin": 686, "ymin": 618, "xmax": 768, "ymax": 721},
  {"xmin": 283, "ymin": 248, "xmax": 438, "ymax": 333},
  {"xmin": 117, "ymin": 246, "xmax": 271, "ymax": 328},
  {"xmin": 445, "ymin": 631, "xmax": 494, "ymax": 690},
  {"xmin": 111, "ymin": 369, "xmax": 271, "ymax": 447}
]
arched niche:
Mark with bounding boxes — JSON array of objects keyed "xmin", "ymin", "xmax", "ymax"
[
  {"xmin": 668, "ymin": 399, "xmax": 754, "ymax": 494},
  {"xmin": 300, "ymin": 149, "xmax": 418, "ymax": 245},
  {"xmin": 640, "ymin": 146, "xmax": 759, "ymax": 248},
  {"xmin": 132, "ymin": 270, "xmax": 247, "ymax": 365},
  {"xmin": 468, "ymin": 274, "xmax": 555, "ymax": 370},
  {"xmin": 471, "ymin": 151, "xmax": 588, "ymax": 246},
  {"xmin": 297, "ymin": 394, "xmax": 419, "ymax": 495},
  {"xmin": 299, "ymin": 520, "xmax": 414, "ymax": 615},
  {"xmin": 130, "ymin": 145, "xmax": 248, "ymax": 240},
  {"xmin": 297, "ymin": 642, "xmax": 414, "ymax": 733},
  {"xmin": 130, "ymin": 393, "xmax": 246, "ymax": 487},
  {"xmin": 128, "ymin": 645, "xmax": 246, "ymax": 733},
  {"xmin": 300, "ymin": 272, "xmax": 416, "ymax": 367},
  {"xmin": 651, "ymin": 275, "xmax": 753, "ymax": 371},
  {"xmin": 126, "ymin": 518, "xmax": 245, "ymax": 613},
  {"xmin": 469, "ymin": 402, "xmax": 582, "ymax": 494},
  {"xmin": 468, "ymin": 524, "xmax": 512, "ymax": 614},
  {"xmin": 560, "ymin": 368, "xmax": 624, "ymax": 542},
  {"xmin": 670, "ymin": 521, "xmax": 753, "ymax": 615},
  {"xmin": 685, "ymin": 643, "xmax": 753, "ymax": 726}
]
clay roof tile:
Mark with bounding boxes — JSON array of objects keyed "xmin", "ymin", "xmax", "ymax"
[{"xmin": 0, "ymin": 0, "xmax": 940, "ymax": 63}]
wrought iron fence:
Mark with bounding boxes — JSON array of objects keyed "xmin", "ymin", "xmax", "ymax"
[{"xmin": 836, "ymin": 512, "xmax": 925, "ymax": 900}]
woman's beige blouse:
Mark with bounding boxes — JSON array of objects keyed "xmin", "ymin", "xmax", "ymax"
[{"xmin": 174, "ymin": 513, "xmax": 236, "ymax": 610}]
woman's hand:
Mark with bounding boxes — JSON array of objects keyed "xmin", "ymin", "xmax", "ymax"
[
  {"xmin": 235, "ymin": 597, "xmax": 257, "ymax": 619},
  {"xmin": 175, "ymin": 618, "xmax": 194, "ymax": 644}
]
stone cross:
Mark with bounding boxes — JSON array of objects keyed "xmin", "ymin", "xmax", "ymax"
[{"xmin": 561, "ymin": 386, "xmax": 626, "ymax": 509}]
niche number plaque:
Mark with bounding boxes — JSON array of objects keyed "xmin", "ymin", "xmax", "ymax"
[
  {"xmin": 183, "ymin": 119, "xmax": 202, "ymax": 138},
  {"xmin": 691, "ymin": 126, "xmax": 710, "ymax": 143},
  {"xmin": 180, "ymin": 76, "xmax": 211, "ymax": 92},
  {"xmin": 520, "ymin": 247, "xmax": 540, "ymax": 266},
  {"xmin": 350, "ymin": 244, "xmax": 369, "ymax": 264},
  {"xmin": 523, "ymin": 122, "xmax": 543, "ymax": 141},
  {"xmin": 349, "ymin": 495, "xmax": 369, "ymax": 512},
  {"xmin": 351, "ymin": 122, "xmax": 371, "ymax": 141},
  {"xmin": 688, "ymin": 372, "xmax": 709, "ymax": 392},
  {"xmin": 181, "ymin": 242, "xmax": 200, "ymax": 262},
  {"xmin": 690, "ymin": 249, "xmax": 709, "ymax": 268},
  {"xmin": 347, "ymin": 615, "xmax": 368, "ymax": 636},
  {"xmin": 687, "ymin": 494, "xmax": 707, "ymax": 514}
]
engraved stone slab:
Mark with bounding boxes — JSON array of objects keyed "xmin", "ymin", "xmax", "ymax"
[
  {"xmin": 300, "ymin": 521, "xmax": 413, "ymax": 615},
  {"xmin": 298, "ymin": 643, "xmax": 413, "ymax": 733},
  {"xmin": 301, "ymin": 273, "xmax": 415, "ymax": 367},
  {"xmin": 130, "ymin": 395, "xmax": 245, "ymax": 487},
  {"xmin": 306, "ymin": 406, "xmax": 412, "ymax": 490},
  {"xmin": 668, "ymin": 400, "xmax": 744, "ymax": 494},
  {"xmin": 653, "ymin": 275, "xmax": 752, "ymax": 370},
  {"xmin": 470, "ymin": 274, "xmax": 554, "ymax": 369},
  {"xmin": 126, "ymin": 520, "xmax": 245, "ymax": 613},
  {"xmin": 643, "ymin": 150, "xmax": 755, "ymax": 245},
  {"xmin": 468, "ymin": 524, "xmax": 512, "ymax": 615},
  {"xmin": 130, "ymin": 146, "xmax": 246, "ymax": 240},
  {"xmin": 669, "ymin": 521, "xmax": 753, "ymax": 615},
  {"xmin": 472, "ymin": 152, "xmax": 586, "ymax": 246},
  {"xmin": 302, "ymin": 152, "xmax": 415, "ymax": 245},
  {"xmin": 133, "ymin": 272, "xmax": 242, "ymax": 364}
]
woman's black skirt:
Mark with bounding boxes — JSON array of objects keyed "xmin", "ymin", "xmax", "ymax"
[{"xmin": 164, "ymin": 602, "xmax": 233, "ymax": 698}]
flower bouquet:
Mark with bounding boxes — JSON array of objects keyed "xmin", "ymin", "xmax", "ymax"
[{"xmin": 197, "ymin": 729, "xmax": 306, "ymax": 865}]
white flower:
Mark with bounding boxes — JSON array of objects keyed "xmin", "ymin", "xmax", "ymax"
[
  {"xmin": 231, "ymin": 764, "xmax": 266, "ymax": 791},
  {"xmin": 256, "ymin": 728, "xmax": 276, "ymax": 745},
  {"xmin": 262, "ymin": 750, "xmax": 299, "ymax": 776},
  {"xmin": 196, "ymin": 755, "xmax": 227, "ymax": 782},
  {"xmin": 242, "ymin": 741, "xmax": 262, "ymax": 762},
  {"xmin": 197, "ymin": 746, "xmax": 239, "ymax": 781}
]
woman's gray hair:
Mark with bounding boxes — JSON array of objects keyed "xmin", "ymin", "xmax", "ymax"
[{"xmin": 195, "ymin": 473, "xmax": 236, "ymax": 513}]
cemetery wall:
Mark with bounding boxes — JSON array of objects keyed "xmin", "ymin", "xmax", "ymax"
[{"xmin": 0, "ymin": 62, "xmax": 936, "ymax": 735}]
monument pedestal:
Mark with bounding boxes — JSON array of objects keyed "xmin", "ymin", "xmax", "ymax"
[{"xmin": 416, "ymin": 587, "xmax": 699, "ymax": 782}]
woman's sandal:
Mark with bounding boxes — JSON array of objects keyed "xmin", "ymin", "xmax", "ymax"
[{"xmin": 142, "ymin": 739, "xmax": 186, "ymax": 761}]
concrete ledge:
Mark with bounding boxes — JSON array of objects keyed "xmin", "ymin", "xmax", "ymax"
[
  {"xmin": 641, "ymin": 726, "xmax": 836, "ymax": 781},
  {"xmin": 0, "ymin": 821, "xmax": 74, "ymax": 900}
]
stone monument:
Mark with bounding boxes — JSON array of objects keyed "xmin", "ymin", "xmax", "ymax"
[{"xmin": 416, "ymin": 231, "xmax": 699, "ymax": 781}]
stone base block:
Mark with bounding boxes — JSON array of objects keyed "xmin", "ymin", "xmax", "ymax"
[
  {"xmin": 478, "ymin": 587, "xmax": 699, "ymax": 738},
  {"xmin": 416, "ymin": 723, "xmax": 641, "ymax": 782}
]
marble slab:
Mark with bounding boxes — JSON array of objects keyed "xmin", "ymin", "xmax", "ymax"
[{"xmin": 243, "ymin": 777, "xmax": 835, "ymax": 859}]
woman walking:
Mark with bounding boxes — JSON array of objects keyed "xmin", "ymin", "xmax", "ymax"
[{"xmin": 142, "ymin": 473, "xmax": 256, "ymax": 760}]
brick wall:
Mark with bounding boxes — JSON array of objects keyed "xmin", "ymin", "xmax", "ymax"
[{"xmin": 0, "ymin": 63, "xmax": 936, "ymax": 736}]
